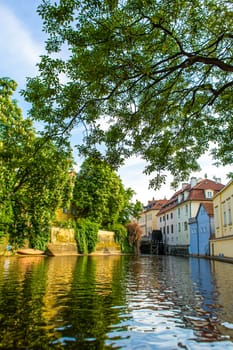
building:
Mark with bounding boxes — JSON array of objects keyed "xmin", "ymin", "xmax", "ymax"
[
  {"xmin": 157, "ymin": 177, "xmax": 224, "ymax": 255},
  {"xmin": 157, "ymin": 189, "xmax": 180, "ymax": 254},
  {"xmin": 210, "ymin": 180, "xmax": 233, "ymax": 258},
  {"xmin": 189, "ymin": 203, "xmax": 214, "ymax": 256},
  {"xmin": 137, "ymin": 198, "xmax": 168, "ymax": 237}
]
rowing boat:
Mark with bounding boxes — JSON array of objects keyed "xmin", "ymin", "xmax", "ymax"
[{"xmin": 17, "ymin": 248, "xmax": 45, "ymax": 256}]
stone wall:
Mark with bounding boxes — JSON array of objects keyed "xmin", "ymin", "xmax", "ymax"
[
  {"xmin": 50, "ymin": 227, "xmax": 76, "ymax": 244},
  {"xmin": 47, "ymin": 227, "xmax": 77, "ymax": 256},
  {"xmin": 94, "ymin": 230, "xmax": 121, "ymax": 254},
  {"xmin": 0, "ymin": 228, "xmax": 122, "ymax": 256}
]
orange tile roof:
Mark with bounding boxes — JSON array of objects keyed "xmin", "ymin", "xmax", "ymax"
[
  {"xmin": 201, "ymin": 202, "xmax": 214, "ymax": 216},
  {"xmin": 157, "ymin": 178, "xmax": 224, "ymax": 215},
  {"xmin": 143, "ymin": 199, "xmax": 169, "ymax": 212}
]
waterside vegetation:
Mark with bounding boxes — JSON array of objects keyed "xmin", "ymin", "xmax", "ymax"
[
  {"xmin": 1, "ymin": 0, "xmax": 233, "ymax": 254},
  {"xmin": 0, "ymin": 79, "xmax": 142, "ymax": 253}
]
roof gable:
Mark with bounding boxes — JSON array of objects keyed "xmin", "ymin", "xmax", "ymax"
[
  {"xmin": 197, "ymin": 202, "xmax": 214, "ymax": 217},
  {"xmin": 157, "ymin": 178, "xmax": 224, "ymax": 215}
]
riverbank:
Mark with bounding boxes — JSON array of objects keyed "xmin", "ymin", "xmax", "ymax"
[{"xmin": 204, "ymin": 255, "xmax": 233, "ymax": 264}]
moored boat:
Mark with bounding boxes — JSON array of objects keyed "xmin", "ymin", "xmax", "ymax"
[{"xmin": 17, "ymin": 248, "xmax": 45, "ymax": 256}]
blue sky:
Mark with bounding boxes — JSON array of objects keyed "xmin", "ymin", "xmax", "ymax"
[{"xmin": 1, "ymin": 1, "xmax": 231, "ymax": 204}]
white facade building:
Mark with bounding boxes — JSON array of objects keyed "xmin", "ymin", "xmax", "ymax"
[{"xmin": 157, "ymin": 178, "xmax": 224, "ymax": 255}]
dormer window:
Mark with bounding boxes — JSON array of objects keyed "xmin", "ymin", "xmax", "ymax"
[
  {"xmin": 205, "ymin": 190, "xmax": 213, "ymax": 198},
  {"xmin": 178, "ymin": 194, "xmax": 183, "ymax": 203},
  {"xmin": 184, "ymin": 191, "xmax": 189, "ymax": 200}
]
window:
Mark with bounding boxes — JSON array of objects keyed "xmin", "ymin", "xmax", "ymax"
[
  {"xmin": 167, "ymin": 226, "xmax": 169, "ymax": 234},
  {"xmin": 178, "ymin": 208, "xmax": 181, "ymax": 218},
  {"xmin": 228, "ymin": 208, "xmax": 232, "ymax": 225},
  {"xmin": 184, "ymin": 191, "xmax": 189, "ymax": 200},
  {"xmin": 163, "ymin": 215, "xmax": 165, "ymax": 221},
  {"xmin": 185, "ymin": 205, "xmax": 188, "ymax": 215},
  {"xmin": 223, "ymin": 210, "xmax": 227, "ymax": 226},
  {"xmin": 178, "ymin": 194, "xmax": 183, "ymax": 203},
  {"xmin": 160, "ymin": 217, "xmax": 162, "ymax": 222},
  {"xmin": 171, "ymin": 224, "xmax": 174, "ymax": 233},
  {"xmin": 206, "ymin": 190, "xmax": 213, "ymax": 198},
  {"xmin": 215, "ymin": 207, "xmax": 219, "ymax": 228},
  {"xmin": 170, "ymin": 212, "xmax": 173, "ymax": 219},
  {"xmin": 178, "ymin": 223, "xmax": 181, "ymax": 232},
  {"xmin": 184, "ymin": 222, "xmax": 188, "ymax": 231},
  {"xmin": 167, "ymin": 214, "xmax": 169, "ymax": 220}
]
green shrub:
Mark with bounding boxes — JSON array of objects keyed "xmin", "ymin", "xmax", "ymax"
[
  {"xmin": 110, "ymin": 223, "xmax": 132, "ymax": 253},
  {"xmin": 75, "ymin": 219, "xmax": 99, "ymax": 254},
  {"xmin": 53, "ymin": 219, "xmax": 75, "ymax": 229}
]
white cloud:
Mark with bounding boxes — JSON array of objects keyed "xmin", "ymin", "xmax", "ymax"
[
  {"xmin": 118, "ymin": 157, "xmax": 174, "ymax": 204},
  {"xmin": 0, "ymin": 4, "xmax": 44, "ymax": 86}
]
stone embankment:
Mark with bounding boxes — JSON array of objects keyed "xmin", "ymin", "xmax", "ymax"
[{"xmin": 0, "ymin": 229, "xmax": 122, "ymax": 256}]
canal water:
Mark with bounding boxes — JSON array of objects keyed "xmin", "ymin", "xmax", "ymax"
[{"xmin": 1, "ymin": 255, "xmax": 233, "ymax": 349}]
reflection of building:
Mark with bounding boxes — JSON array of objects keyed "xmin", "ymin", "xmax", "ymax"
[
  {"xmin": 190, "ymin": 257, "xmax": 215, "ymax": 311},
  {"xmin": 137, "ymin": 199, "xmax": 168, "ymax": 237},
  {"xmin": 189, "ymin": 203, "xmax": 214, "ymax": 256},
  {"xmin": 210, "ymin": 180, "xmax": 233, "ymax": 258},
  {"xmin": 211, "ymin": 260, "xmax": 233, "ymax": 324}
]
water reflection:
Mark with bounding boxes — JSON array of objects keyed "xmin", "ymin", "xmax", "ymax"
[{"xmin": 0, "ymin": 255, "xmax": 233, "ymax": 349}]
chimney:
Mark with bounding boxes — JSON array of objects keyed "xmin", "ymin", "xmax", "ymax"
[{"xmin": 190, "ymin": 177, "xmax": 197, "ymax": 187}]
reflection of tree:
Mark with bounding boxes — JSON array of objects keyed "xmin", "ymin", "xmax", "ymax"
[
  {"xmin": 58, "ymin": 256, "xmax": 128, "ymax": 349},
  {"xmin": 0, "ymin": 257, "xmax": 50, "ymax": 349},
  {"xmin": 42, "ymin": 256, "xmax": 77, "ymax": 325}
]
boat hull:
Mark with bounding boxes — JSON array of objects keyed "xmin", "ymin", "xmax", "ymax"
[{"xmin": 17, "ymin": 248, "xmax": 45, "ymax": 256}]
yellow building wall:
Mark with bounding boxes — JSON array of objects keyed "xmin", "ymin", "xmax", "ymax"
[
  {"xmin": 55, "ymin": 208, "xmax": 74, "ymax": 222},
  {"xmin": 210, "ymin": 236, "xmax": 233, "ymax": 258},
  {"xmin": 138, "ymin": 209, "xmax": 160, "ymax": 237},
  {"xmin": 152, "ymin": 210, "xmax": 160, "ymax": 230},
  {"xmin": 211, "ymin": 181, "xmax": 233, "ymax": 258}
]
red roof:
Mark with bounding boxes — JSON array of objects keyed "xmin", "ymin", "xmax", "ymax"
[
  {"xmin": 143, "ymin": 199, "xmax": 168, "ymax": 212},
  {"xmin": 201, "ymin": 202, "xmax": 214, "ymax": 216},
  {"xmin": 157, "ymin": 178, "xmax": 224, "ymax": 215}
]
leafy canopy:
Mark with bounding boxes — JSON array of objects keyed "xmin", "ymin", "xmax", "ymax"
[
  {"xmin": 72, "ymin": 155, "xmax": 142, "ymax": 228},
  {"xmin": 24, "ymin": 0, "xmax": 233, "ymax": 188},
  {"xmin": 0, "ymin": 78, "xmax": 73, "ymax": 248}
]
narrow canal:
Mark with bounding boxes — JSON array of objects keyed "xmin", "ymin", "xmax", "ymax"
[{"xmin": 0, "ymin": 255, "xmax": 233, "ymax": 349}]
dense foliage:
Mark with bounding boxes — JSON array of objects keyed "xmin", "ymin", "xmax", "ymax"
[
  {"xmin": 111, "ymin": 222, "xmax": 131, "ymax": 253},
  {"xmin": 24, "ymin": 0, "xmax": 233, "ymax": 188},
  {"xmin": 72, "ymin": 155, "xmax": 142, "ymax": 228},
  {"xmin": 72, "ymin": 155, "xmax": 142, "ymax": 251},
  {"xmin": 0, "ymin": 78, "xmax": 73, "ymax": 249},
  {"xmin": 75, "ymin": 219, "xmax": 99, "ymax": 254}
]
